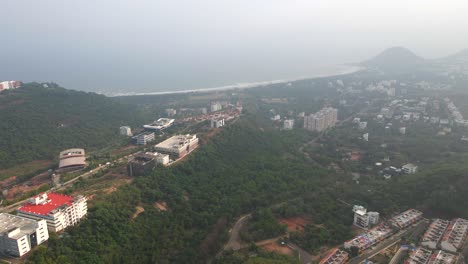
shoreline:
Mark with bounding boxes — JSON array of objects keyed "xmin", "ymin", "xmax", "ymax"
[{"xmin": 108, "ymin": 65, "xmax": 363, "ymax": 97}]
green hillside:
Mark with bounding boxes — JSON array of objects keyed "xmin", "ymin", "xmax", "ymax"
[{"xmin": 0, "ymin": 83, "xmax": 149, "ymax": 170}]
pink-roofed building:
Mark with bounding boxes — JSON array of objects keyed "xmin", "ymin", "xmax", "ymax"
[{"xmin": 17, "ymin": 193, "xmax": 87, "ymax": 232}]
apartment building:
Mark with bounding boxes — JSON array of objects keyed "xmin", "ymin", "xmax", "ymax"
[
  {"xmin": 283, "ymin": 119, "xmax": 295, "ymax": 130},
  {"xmin": 211, "ymin": 118, "xmax": 225, "ymax": 128},
  {"xmin": 0, "ymin": 214, "xmax": 49, "ymax": 257},
  {"xmin": 390, "ymin": 209, "xmax": 423, "ymax": 229},
  {"xmin": 135, "ymin": 132, "xmax": 155, "ymax": 145},
  {"xmin": 421, "ymin": 219, "xmax": 450, "ymax": 249},
  {"xmin": 304, "ymin": 107, "xmax": 338, "ymax": 132},
  {"xmin": 17, "ymin": 193, "xmax": 87, "ymax": 232},
  {"xmin": 406, "ymin": 247, "xmax": 458, "ymax": 264},
  {"xmin": 319, "ymin": 248, "xmax": 349, "ymax": 264},
  {"xmin": 344, "ymin": 223, "xmax": 394, "ymax": 251},
  {"xmin": 353, "ymin": 205, "xmax": 380, "ymax": 229},
  {"xmin": 440, "ymin": 218, "xmax": 468, "ymax": 253},
  {"xmin": 402, "ymin": 163, "xmax": 418, "ymax": 174}
]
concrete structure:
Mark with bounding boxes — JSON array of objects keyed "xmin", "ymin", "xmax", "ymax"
[
  {"xmin": 165, "ymin": 108, "xmax": 177, "ymax": 117},
  {"xmin": 344, "ymin": 223, "xmax": 394, "ymax": 251},
  {"xmin": 402, "ymin": 164, "xmax": 418, "ymax": 174},
  {"xmin": 210, "ymin": 102, "xmax": 222, "ymax": 112},
  {"xmin": 0, "ymin": 214, "xmax": 49, "ymax": 257},
  {"xmin": 406, "ymin": 247, "xmax": 458, "ymax": 264},
  {"xmin": 135, "ymin": 132, "xmax": 155, "ymax": 145},
  {"xmin": 390, "ymin": 209, "xmax": 423, "ymax": 229},
  {"xmin": 143, "ymin": 118, "xmax": 175, "ymax": 131},
  {"xmin": 352, "ymin": 205, "xmax": 379, "ymax": 229},
  {"xmin": 421, "ymin": 219, "xmax": 450, "ymax": 249},
  {"xmin": 283, "ymin": 119, "xmax": 294, "ymax": 130},
  {"xmin": 400, "ymin": 127, "xmax": 407, "ymax": 135},
  {"xmin": 319, "ymin": 248, "xmax": 349, "ymax": 264},
  {"xmin": 58, "ymin": 148, "xmax": 86, "ymax": 170},
  {"xmin": 127, "ymin": 153, "xmax": 156, "ymax": 177},
  {"xmin": 363, "ymin": 133, "xmax": 369, "ymax": 141},
  {"xmin": 304, "ymin": 107, "xmax": 338, "ymax": 132},
  {"xmin": 211, "ymin": 118, "xmax": 225, "ymax": 128},
  {"xmin": 358, "ymin": 121, "xmax": 367, "ymax": 130},
  {"xmin": 17, "ymin": 193, "xmax": 87, "ymax": 233},
  {"xmin": 154, "ymin": 134, "xmax": 199, "ymax": 159},
  {"xmin": 119, "ymin": 126, "xmax": 132, "ymax": 136},
  {"xmin": 440, "ymin": 218, "xmax": 468, "ymax": 253},
  {"xmin": 0, "ymin": 81, "xmax": 21, "ymax": 91}
]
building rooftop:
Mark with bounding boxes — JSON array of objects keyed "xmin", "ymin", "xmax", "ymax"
[
  {"xmin": 344, "ymin": 223, "xmax": 393, "ymax": 250},
  {"xmin": 0, "ymin": 213, "xmax": 39, "ymax": 240},
  {"xmin": 441, "ymin": 218, "xmax": 468, "ymax": 250},
  {"xmin": 144, "ymin": 118, "xmax": 175, "ymax": 130},
  {"xmin": 390, "ymin": 209, "xmax": 423, "ymax": 228},
  {"xmin": 18, "ymin": 193, "xmax": 74, "ymax": 216},
  {"xmin": 319, "ymin": 248, "xmax": 349, "ymax": 264},
  {"xmin": 407, "ymin": 247, "xmax": 433, "ymax": 264},
  {"xmin": 429, "ymin": 250, "xmax": 458, "ymax": 264},
  {"xmin": 422, "ymin": 219, "xmax": 449, "ymax": 245},
  {"xmin": 155, "ymin": 134, "xmax": 197, "ymax": 150}
]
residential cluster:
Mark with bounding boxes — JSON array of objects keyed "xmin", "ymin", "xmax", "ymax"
[
  {"xmin": 304, "ymin": 107, "xmax": 338, "ymax": 132},
  {"xmin": 0, "ymin": 192, "xmax": 87, "ymax": 257},
  {"xmin": 344, "ymin": 209, "xmax": 423, "ymax": 252},
  {"xmin": 0, "ymin": 80, "xmax": 21, "ymax": 92},
  {"xmin": 445, "ymin": 98, "xmax": 468, "ymax": 127},
  {"xmin": 319, "ymin": 248, "xmax": 349, "ymax": 264}
]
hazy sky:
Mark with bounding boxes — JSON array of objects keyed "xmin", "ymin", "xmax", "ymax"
[{"xmin": 1, "ymin": 0, "xmax": 468, "ymax": 94}]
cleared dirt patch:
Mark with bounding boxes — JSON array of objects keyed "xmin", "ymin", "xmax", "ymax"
[
  {"xmin": 278, "ymin": 216, "xmax": 312, "ymax": 232},
  {"xmin": 261, "ymin": 242, "xmax": 295, "ymax": 256},
  {"xmin": 0, "ymin": 160, "xmax": 53, "ymax": 181},
  {"xmin": 132, "ymin": 206, "xmax": 145, "ymax": 219}
]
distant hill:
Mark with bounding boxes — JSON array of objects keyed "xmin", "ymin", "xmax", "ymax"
[
  {"xmin": 0, "ymin": 83, "xmax": 150, "ymax": 169},
  {"xmin": 436, "ymin": 48, "xmax": 468, "ymax": 64},
  {"xmin": 362, "ymin": 47, "xmax": 427, "ymax": 73}
]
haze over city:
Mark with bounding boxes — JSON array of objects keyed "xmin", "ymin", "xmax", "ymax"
[{"xmin": 1, "ymin": 0, "xmax": 468, "ymax": 93}]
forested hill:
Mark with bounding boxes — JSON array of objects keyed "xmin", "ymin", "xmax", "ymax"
[{"xmin": 0, "ymin": 83, "xmax": 149, "ymax": 169}]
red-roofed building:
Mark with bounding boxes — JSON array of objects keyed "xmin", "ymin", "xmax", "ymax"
[{"xmin": 17, "ymin": 193, "xmax": 87, "ymax": 232}]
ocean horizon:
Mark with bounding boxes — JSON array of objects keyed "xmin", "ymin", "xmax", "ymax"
[{"xmin": 106, "ymin": 64, "xmax": 362, "ymax": 97}]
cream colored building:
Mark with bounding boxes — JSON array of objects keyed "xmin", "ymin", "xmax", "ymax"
[{"xmin": 0, "ymin": 213, "xmax": 49, "ymax": 257}]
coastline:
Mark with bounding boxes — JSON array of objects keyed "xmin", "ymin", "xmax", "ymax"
[{"xmin": 109, "ymin": 65, "xmax": 363, "ymax": 97}]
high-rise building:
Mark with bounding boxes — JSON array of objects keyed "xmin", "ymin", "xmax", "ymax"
[
  {"xmin": 17, "ymin": 193, "xmax": 87, "ymax": 232},
  {"xmin": 304, "ymin": 107, "xmax": 338, "ymax": 132},
  {"xmin": 0, "ymin": 213, "xmax": 49, "ymax": 257}
]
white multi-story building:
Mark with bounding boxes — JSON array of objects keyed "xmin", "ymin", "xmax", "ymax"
[
  {"xmin": 136, "ymin": 132, "xmax": 155, "ymax": 145},
  {"xmin": 402, "ymin": 163, "xmax": 418, "ymax": 174},
  {"xmin": 441, "ymin": 218, "xmax": 468, "ymax": 253},
  {"xmin": 210, "ymin": 102, "xmax": 222, "ymax": 112},
  {"xmin": 211, "ymin": 118, "xmax": 225, "ymax": 128},
  {"xmin": 304, "ymin": 107, "xmax": 338, "ymax": 132},
  {"xmin": 154, "ymin": 134, "xmax": 199, "ymax": 159},
  {"xmin": 283, "ymin": 119, "xmax": 295, "ymax": 130},
  {"xmin": 17, "ymin": 193, "xmax": 87, "ymax": 232},
  {"xmin": 120, "ymin": 126, "xmax": 132, "ymax": 136},
  {"xmin": 165, "ymin": 108, "xmax": 177, "ymax": 117},
  {"xmin": 352, "ymin": 205, "xmax": 379, "ymax": 229},
  {"xmin": 0, "ymin": 213, "xmax": 49, "ymax": 257}
]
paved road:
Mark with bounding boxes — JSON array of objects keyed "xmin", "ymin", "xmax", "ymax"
[{"xmin": 223, "ymin": 214, "xmax": 252, "ymax": 251}]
